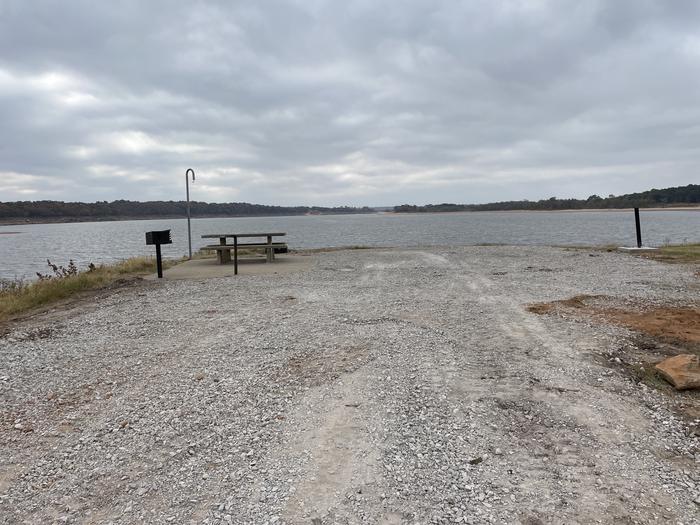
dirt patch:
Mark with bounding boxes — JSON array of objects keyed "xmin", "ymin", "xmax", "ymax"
[
  {"xmin": 528, "ymin": 295, "xmax": 700, "ymax": 405},
  {"xmin": 605, "ymin": 307, "xmax": 700, "ymax": 344},
  {"xmin": 528, "ymin": 295, "xmax": 700, "ymax": 347},
  {"xmin": 273, "ymin": 346, "xmax": 373, "ymax": 388},
  {"xmin": 9, "ymin": 326, "xmax": 57, "ymax": 342},
  {"xmin": 526, "ymin": 294, "xmax": 608, "ymax": 315}
]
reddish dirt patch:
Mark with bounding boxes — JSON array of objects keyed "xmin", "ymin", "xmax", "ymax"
[
  {"xmin": 528, "ymin": 295, "xmax": 700, "ymax": 346},
  {"xmin": 605, "ymin": 308, "xmax": 700, "ymax": 344},
  {"xmin": 528, "ymin": 295, "xmax": 700, "ymax": 402}
]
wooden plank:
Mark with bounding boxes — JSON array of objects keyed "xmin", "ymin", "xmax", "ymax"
[
  {"xmin": 201, "ymin": 232, "xmax": 286, "ymax": 238},
  {"xmin": 201, "ymin": 243, "xmax": 286, "ymax": 250},
  {"xmin": 237, "ymin": 242, "xmax": 287, "ymax": 248}
]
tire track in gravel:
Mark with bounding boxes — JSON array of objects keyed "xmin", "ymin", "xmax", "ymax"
[
  {"xmin": 443, "ymin": 254, "xmax": 682, "ymax": 523},
  {"xmin": 260, "ymin": 249, "xmax": 471, "ymax": 523},
  {"xmin": 450, "ymin": 267, "xmax": 615, "ymax": 522},
  {"xmin": 279, "ymin": 368, "xmax": 382, "ymax": 523},
  {"xmin": 356, "ymin": 249, "xmax": 686, "ymax": 523},
  {"xmin": 359, "ymin": 250, "xmax": 509, "ymax": 522}
]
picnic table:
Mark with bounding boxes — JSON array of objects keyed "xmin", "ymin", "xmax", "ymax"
[{"xmin": 201, "ymin": 232, "xmax": 287, "ymax": 274}]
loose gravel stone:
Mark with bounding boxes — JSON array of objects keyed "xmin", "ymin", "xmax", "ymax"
[{"xmin": 0, "ymin": 246, "xmax": 698, "ymax": 524}]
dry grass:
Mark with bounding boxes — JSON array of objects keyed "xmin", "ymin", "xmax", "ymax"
[
  {"xmin": 640, "ymin": 243, "xmax": 700, "ymax": 264},
  {"xmin": 0, "ymin": 257, "xmax": 179, "ymax": 321},
  {"xmin": 563, "ymin": 243, "xmax": 700, "ymax": 263}
]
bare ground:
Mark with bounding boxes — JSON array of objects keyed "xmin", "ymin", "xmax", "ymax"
[{"xmin": 0, "ymin": 246, "xmax": 698, "ymax": 524}]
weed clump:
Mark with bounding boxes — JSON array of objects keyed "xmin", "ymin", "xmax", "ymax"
[
  {"xmin": 36, "ymin": 259, "xmax": 80, "ymax": 280},
  {"xmin": 0, "ymin": 257, "xmax": 173, "ymax": 321}
]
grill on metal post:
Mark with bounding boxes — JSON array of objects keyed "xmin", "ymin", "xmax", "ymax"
[{"xmin": 145, "ymin": 230, "xmax": 172, "ymax": 278}]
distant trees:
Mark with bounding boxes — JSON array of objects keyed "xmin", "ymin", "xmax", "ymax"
[
  {"xmin": 0, "ymin": 200, "xmax": 375, "ymax": 220},
  {"xmin": 2, "ymin": 184, "xmax": 698, "ymax": 221},
  {"xmin": 393, "ymin": 184, "xmax": 700, "ymax": 213}
]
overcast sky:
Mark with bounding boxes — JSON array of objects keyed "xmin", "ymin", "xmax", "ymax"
[{"xmin": 1, "ymin": 1, "xmax": 699, "ymax": 206}]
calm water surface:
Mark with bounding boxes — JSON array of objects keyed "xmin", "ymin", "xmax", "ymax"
[{"xmin": 0, "ymin": 210, "xmax": 698, "ymax": 280}]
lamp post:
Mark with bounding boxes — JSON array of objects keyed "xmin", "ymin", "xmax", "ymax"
[{"xmin": 186, "ymin": 168, "xmax": 195, "ymax": 259}]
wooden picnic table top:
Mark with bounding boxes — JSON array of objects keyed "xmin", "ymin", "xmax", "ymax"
[{"xmin": 201, "ymin": 232, "xmax": 286, "ymax": 239}]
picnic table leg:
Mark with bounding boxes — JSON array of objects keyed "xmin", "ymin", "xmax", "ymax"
[
  {"xmin": 266, "ymin": 235, "xmax": 273, "ymax": 263},
  {"xmin": 218, "ymin": 236, "xmax": 231, "ymax": 264},
  {"xmin": 234, "ymin": 236, "xmax": 238, "ymax": 275}
]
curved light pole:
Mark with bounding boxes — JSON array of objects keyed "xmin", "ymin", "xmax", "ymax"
[{"xmin": 185, "ymin": 168, "xmax": 195, "ymax": 259}]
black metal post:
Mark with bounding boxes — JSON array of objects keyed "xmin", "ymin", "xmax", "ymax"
[
  {"xmin": 634, "ymin": 207, "xmax": 642, "ymax": 248},
  {"xmin": 234, "ymin": 236, "xmax": 238, "ymax": 275},
  {"xmin": 185, "ymin": 169, "xmax": 195, "ymax": 259},
  {"xmin": 155, "ymin": 244, "xmax": 163, "ymax": 278}
]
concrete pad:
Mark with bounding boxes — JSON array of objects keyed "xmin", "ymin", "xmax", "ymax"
[
  {"xmin": 148, "ymin": 254, "xmax": 314, "ymax": 280},
  {"xmin": 618, "ymin": 246, "xmax": 659, "ymax": 253}
]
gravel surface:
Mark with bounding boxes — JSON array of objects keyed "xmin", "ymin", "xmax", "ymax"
[{"xmin": 1, "ymin": 246, "xmax": 699, "ymax": 524}]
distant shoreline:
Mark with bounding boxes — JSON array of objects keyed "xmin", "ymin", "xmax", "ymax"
[
  {"xmin": 387, "ymin": 206, "xmax": 700, "ymax": 216},
  {"xmin": 0, "ymin": 212, "xmax": 375, "ymax": 227},
  {"xmin": 1, "ymin": 206, "xmax": 698, "ymax": 226}
]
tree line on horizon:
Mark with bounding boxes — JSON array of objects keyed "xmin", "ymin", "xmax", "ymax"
[
  {"xmin": 393, "ymin": 184, "xmax": 700, "ymax": 213},
  {"xmin": 1, "ymin": 184, "xmax": 697, "ymax": 220},
  {"xmin": 0, "ymin": 200, "xmax": 375, "ymax": 220}
]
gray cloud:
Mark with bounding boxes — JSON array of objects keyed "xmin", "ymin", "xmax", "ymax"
[{"xmin": 1, "ymin": 0, "xmax": 699, "ymax": 205}]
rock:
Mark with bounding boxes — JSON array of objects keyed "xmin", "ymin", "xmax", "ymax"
[{"xmin": 655, "ymin": 355, "xmax": 700, "ymax": 390}]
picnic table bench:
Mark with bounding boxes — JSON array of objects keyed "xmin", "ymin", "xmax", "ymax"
[{"xmin": 201, "ymin": 232, "xmax": 287, "ymax": 274}]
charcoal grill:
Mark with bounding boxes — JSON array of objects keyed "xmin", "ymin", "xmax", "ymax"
[{"xmin": 145, "ymin": 229, "xmax": 172, "ymax": 278}]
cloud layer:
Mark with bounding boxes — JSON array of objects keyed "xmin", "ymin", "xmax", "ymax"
[{"xmin": 1, "ymin": 0, "xmax": 699, "ymax": 205}]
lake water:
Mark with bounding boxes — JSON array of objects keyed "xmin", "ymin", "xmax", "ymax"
[{"xmin": 1, "ymin": 210, "xmax": 698, "ymax": 280}]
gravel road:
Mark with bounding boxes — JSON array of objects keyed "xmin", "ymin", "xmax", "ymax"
[{"xmin": 1, "ymin": 246, "xmax": 698, "ymax": 524}]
